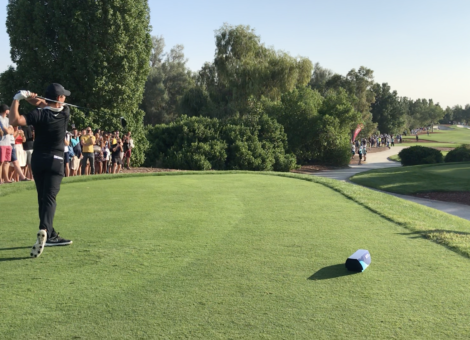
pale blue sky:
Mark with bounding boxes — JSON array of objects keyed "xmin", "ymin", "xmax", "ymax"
[{"xmin": 1, "ymin": 0, "xmax": 469, "ymax": 108}]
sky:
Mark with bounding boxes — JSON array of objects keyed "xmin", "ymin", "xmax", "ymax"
[{"xmin": 0, "ymin": 0, "xmax": 469, "ymax": 108}]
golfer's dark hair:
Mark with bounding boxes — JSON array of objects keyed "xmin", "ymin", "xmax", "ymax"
[{"xmin": 0, "ymin": 104, "xmax": 9, "ymax": 113}]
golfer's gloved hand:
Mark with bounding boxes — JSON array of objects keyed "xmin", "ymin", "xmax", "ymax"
[{"xmin": 13, "ymin": 90, "xmax": 31, "ymax": 101}]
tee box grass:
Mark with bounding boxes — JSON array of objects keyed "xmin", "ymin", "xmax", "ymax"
[{"xmin": 2, "ymin": 172, "xmax": 470, "ymax": 339}]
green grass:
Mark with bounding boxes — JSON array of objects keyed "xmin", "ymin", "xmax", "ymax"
[
  {"xmin": 2, "ymin": 172, "xmax": 470, "ymax": 339},
  {"xmin": 389, "ymin": 151, "xmax": 449, "ymax": 162},
  {"xmin": 351, "ymin": 162, "xmax": 470, "ymax": 194},
  {"xmin": 403, "ymin": 126, "xmax": 470, "ymax": 144},
  {"xmin": 400, "ymin": 142, "xmax": 460, "ymax": 148}
]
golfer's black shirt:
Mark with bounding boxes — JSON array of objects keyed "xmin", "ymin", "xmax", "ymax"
[{"xmin": 25, "ymin": 106, "xmax": 70, "ymax": 155}]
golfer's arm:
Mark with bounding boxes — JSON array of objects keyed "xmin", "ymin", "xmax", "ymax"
[
  {"xmin": 9, "ymin": 99, "xmax": 27, "ymax": 126},
  {"xmin": 25, "ymin": 97, "xmax": 47, "ymax": 108}
]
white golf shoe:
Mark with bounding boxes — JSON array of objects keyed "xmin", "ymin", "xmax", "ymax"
[{"xmin": 30, "ymin": 230, "xmax": 47, "ymax": 258}]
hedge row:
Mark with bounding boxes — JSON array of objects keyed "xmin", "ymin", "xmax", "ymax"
[{"xmin": 399, "ymin": 145, "xmax": 470, "ymax": 166}]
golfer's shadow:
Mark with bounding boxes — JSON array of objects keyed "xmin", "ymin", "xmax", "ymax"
[
  {"xmin": 0, "ymin": 246, "xmax": 32, "ymax": 262},
  {"xmin": 308, "ymin": 264, "xmax": 358, "ymax": 281},
  {"xmin": 0, "ymin": 246, "xmax": 30, "ymax": 251},
  {"xmin": 0, "ymin": 257, "xmax": 30, "ymax": 262}
]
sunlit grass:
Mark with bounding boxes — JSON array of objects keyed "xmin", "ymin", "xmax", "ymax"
[
  {"xmin": 350, "ymin": 162, "xmax": 470, "ymax": 194},
  {"xmin": 2, "ymin": 172, "xmax": 470, "ymax": 339}
]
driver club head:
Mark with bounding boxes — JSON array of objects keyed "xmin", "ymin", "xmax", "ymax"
[{"xmin": 120, "ymin": 117, "xmax": 128, "ymax": 128}]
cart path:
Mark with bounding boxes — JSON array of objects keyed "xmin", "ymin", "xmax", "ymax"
[{"xmin": 311, "ymin": 146, "xmax": 470, "ymax": 221}]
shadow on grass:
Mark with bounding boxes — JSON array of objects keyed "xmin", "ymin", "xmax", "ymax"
[
  {"xmin": 308, "ymin": 264, "xmax": 358, "ymax": 281},
  {"xmin": 0, "ymin": 257, "xmax": 30, "ymax": 262},
  {"xmin": 400, "ymin": 229, "xmax": 470, "ymax": 238},
  {"xmin": 0, "ymin": 247, "xmax": 31, "ymax": 251},
  {"xmin": 400, "ymin": 229, "xmax": 470, "ymax": 258},
  {"xmin": 0, "ymin": 246, "xmax": 30, "ymax": 251}
]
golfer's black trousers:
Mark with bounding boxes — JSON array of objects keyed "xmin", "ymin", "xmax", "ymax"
[{"xmin": 32, "ymin": 153, "xmax": 64, "ymax": 239}]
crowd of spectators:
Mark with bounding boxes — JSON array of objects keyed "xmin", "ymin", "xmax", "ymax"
[
  {"xmin": 0, "ymin": 104, "xmax": 33, "ymax": 183},
  {"xmin": 66, "ymin": 127, "xmax": 134, "ymax": 177},
  {"xmin": 0, "ymin": 104, "xmax": 134, "ymax": 184},
  {"xmin": 351, "ymin": 134, "xmax": 404, "ymax": 164}
]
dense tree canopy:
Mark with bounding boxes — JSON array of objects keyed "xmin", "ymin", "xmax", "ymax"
[
  {"xmin": 1, "ymin": 0, "xmax": 152, "ymax": 165},
  {"xmin": 180, "ymin": 24, "xmax": 313, "ymax": 119},
  {"xmin": 371, "ymin": 83, "xmax": 407, "ymax": 134},
  {"xmin": 141, "ymin": 37, "xmax": 194, "ymax": 124}
]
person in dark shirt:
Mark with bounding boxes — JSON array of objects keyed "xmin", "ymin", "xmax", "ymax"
[
  {"xmin": 9, "ymin": 84, "xmax": 73, "ymax": 258},
  {"xmin": 111, "ymin": 138, "xmax": 123, "ymax": 174}
]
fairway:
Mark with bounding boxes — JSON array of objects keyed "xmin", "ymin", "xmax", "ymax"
[
  {"xmin": 403, "ymin": 126, "xmax": 470, "ymax": 144},
  {"xmin": 351, "ymin": 162, "xmax": 470, "ymax": 195},
  {"xmin": 2, "ymin": 173, "xmax": 470, "ymax": 339},
  {"xmin": 423, "ymin": 163, "xmax": 470, "ymax": 179}
]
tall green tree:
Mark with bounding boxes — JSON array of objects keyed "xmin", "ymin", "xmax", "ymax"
[
  {"xmin": 371, "ymin": 83, "xmax": 407, "ymax": 134},
  {"xmin": 452, "ymin": 105, "xmax": 470, "ymax": 125},
  {"xmin": 3, "ymin": 0, "xmax": 152, "ymax": 164},
  {"xmin": 309, "ymin": 63, "xmax": 334, "ymax": 96},
  {"xmin": 315, "ymin": 66, "xmax": 377, "ymax": 137},
  {"xmin": 181, "ymin": 24, "xmax": 313, "ymax": 118},
  {"xmin": 267, "ymin": 87, "xmax": 323, "ymax": 162},
  {"xmin": 141, "ymin": 37, "xmax": 194, "ymax": 124},
  {"xmin": 214, "ymin": 24, "xmax": 312, "ymax": 106}
]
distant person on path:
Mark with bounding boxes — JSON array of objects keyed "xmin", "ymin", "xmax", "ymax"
[
  {"xmin": 416, "ymin": 133, "xmax": 419, "ymax": 142},
  {"xmin": 358, "ymin": 145, "xmax": 363, "ymax": 165},
  {"xmin": 351, "ymin": 143, "xmax": 355, "ymax": 159}
]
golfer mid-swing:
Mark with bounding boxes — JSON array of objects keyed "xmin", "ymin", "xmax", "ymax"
[{"xmin": 10, "ymin": 84, "xmax": 73, "ymax": 257}]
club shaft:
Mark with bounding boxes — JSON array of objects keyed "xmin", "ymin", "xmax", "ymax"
[{"xmin": 36, "ymin": 96, "xmax": 81, "ymax": 108}]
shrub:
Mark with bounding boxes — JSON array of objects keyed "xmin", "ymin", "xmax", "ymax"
[
  {"xmin": 445, "ymin": 145, "xmax": 470, "ymax": 163},
  {"xmin": 145, "ymin": 115, "xmax": 297, "ymax": 171},
  {"xmin": 398, "ymin": 146, "xmax": 443, "ymax": 166}
]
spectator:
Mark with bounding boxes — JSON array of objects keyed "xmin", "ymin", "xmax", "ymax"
[
  {"xmin": 23, "ymin": 125, "xmax": 34, "ymax": 179},
  {"xmin": 70, "ymin": 128, "xmax": 81, "ymax": 176},
  {"xmin": 0, "ymin": 104, "xmax": 13, "ymax": 184},
  {"xmin": 123, "ymin": 131, "xmax": 134, "ymax": 170},
  {"xmin": 111, "ymin": 137, "xmax": 123, "ymax": 174},
  {"xmin": 10, "ymin": 126, "xmax": 29, "ymax": 182},
  {"xmin": 102, "ymin": 134, "xmax": 110, "ymax": 174},
  {"xmin": 64, "ymin": 131, "xmax": 71, "ymax": 177},
  {"xmin": 94, "ymin": 133, "xmax": 103, "ymax": 174},
  {"xmin": 358, "ymin": 144, "xmax": 363, "ymax": 165},
  {"xmin": 81, "ymin": 126, "xmax": 95, "ymax": 175}
]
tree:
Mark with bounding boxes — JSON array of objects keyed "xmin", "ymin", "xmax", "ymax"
[
  {"xmin": 140, "ymin": 37, "xmax": 194, "ymax": 124},
  {"xmin": 453, "ymin": 104, "xmax": 470, "ymax": 125},
  {"xmin": 371, "ymin": 83, "xmax": 407, "ymax": 134},
  {"xmin": 199, "ymin": 24, "xmax": 313, "ymax": 115},
  {"xmin": 316, "ymin": 66, "xmax": 377, "ymax": 137},
  {"xmin": 440, "ymin": 107, "xmax": 454, "ymax": 124},
  {"xmin": 4, "ymin": 0, "xmax": 152, "ymax": 164},
  {"xmin": 309, "ymin": 63, "xmax": 334, "ymax": 95},
  {"xmin": 267, "ymin": 87, "xmax": 323, "ymax": 162}
]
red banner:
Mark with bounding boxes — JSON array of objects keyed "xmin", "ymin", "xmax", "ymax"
[{"xmin": 353, "ymin": 124, "xmax": 364, "ymax": 141}]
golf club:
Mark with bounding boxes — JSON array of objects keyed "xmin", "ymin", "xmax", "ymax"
[{"xmin": 36, "ymin": 96, "xmax": 128, "ymax": 128}]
